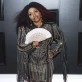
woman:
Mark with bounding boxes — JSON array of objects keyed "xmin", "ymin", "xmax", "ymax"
[{"xmin": 16, "ymin": 2, "xmax": 64, "ymax": 82}]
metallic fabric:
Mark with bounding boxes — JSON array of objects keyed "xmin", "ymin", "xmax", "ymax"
[{"xmin": 17, "ymin": 23, "xmax": 64, "ymax": 82}]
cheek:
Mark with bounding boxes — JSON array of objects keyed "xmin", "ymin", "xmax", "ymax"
[
  {"xmin": 29, "ymin": 16, "xmax": 33, "ymax": 20},
  {"xmin": 38, "ymin": 13, "xmax": 42, "ymax": 18}
]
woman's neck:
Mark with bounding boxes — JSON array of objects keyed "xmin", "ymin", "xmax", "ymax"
[{"xmin": 34, "ymin": 21, "xmax": 43, "ymax": 28}]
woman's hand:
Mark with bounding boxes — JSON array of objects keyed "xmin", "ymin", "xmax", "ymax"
[
  {"xmin": 48, "ymin": 50, "xmax": 54, "ymax": 58},
  {"xmin": 32, "ymin": 41, "xmax": 39, "ymax": 48},
  {"xmin": 24, "ymin": 80, "xmax": 28, "ymax": 82}
]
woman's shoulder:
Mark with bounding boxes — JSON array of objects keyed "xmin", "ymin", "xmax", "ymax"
[
  {"xmin": 18, "ymin": 26, "xmax": 30, "ymax": 30},
  {"xmin": 18, "ymin": 26, "xmax": 31, "ymax": 33},
  {"xmin": 44, "ymin": 22, "xmax": 57, "ymax": 26},
  {"xmin": 44, "ymin": 22, "xmax": 58, "ymax": 28}
]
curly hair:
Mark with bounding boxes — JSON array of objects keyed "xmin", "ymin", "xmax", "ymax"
[{"xmin": 16, "ymin": 2, "xmax": 54, "ymax": 33}]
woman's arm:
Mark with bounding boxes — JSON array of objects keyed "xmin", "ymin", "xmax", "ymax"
[
  {"xmin": 49, "ymin": 24, "xmax": 64, "ymax": 58},
  {"xmin": 17, "ymin": 26, "xmax": 33, "ymax": 52}
]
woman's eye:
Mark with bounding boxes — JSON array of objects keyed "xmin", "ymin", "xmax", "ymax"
[
  {"xmin": 28, "ymin": 13, "xmax": 32, "ymax": 16},
  {"xmin": 35, "ymin": 10, "xmax": 38, "ymax": 12}
]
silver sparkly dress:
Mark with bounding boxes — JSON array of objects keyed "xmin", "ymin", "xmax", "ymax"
[{"xmin": 17, "ymin": 23, "xmax": 63, "ymax": 82}]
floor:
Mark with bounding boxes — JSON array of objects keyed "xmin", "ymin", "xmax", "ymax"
[{"xmin": 0, "ymin": 74, "xmax": 82, "ymax": 82}]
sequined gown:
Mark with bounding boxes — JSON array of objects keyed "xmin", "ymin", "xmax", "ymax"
[{"xmin": 17, "ymin": 23, "xmax": 63, "ymax": 82}]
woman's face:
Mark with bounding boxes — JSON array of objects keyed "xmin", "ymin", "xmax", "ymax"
[{"xmin": 28, "ymin": 7, "xmax": 42, "ymax": 23}]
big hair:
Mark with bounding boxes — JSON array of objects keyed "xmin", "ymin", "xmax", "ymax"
[{"xmin": 16, "ymin": 2, "xmax": 54, "ymax": 33}]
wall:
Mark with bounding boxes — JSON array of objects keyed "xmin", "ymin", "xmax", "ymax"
[
  {"xmin": 0, "ymin": 0, "xmax": 82, "ymax": 74},
  {"xmin": 60, "ymin": 0, "xmax": 82, "ymax": 73}
]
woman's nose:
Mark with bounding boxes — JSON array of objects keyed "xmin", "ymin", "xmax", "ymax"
[{"xmin": 33, "ymin": 13, "xmax": 36, "ymax": 17}]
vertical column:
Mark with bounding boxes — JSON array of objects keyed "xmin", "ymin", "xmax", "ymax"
[{"xmin": 0, "ymin": 32, "xmax": 6, "ymax": 65}]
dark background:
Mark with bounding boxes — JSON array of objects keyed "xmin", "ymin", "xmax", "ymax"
[
  {"xmin": 0, "ymin": 0, "xmax": 4, "ymax": 20},
  {"xmin": 0, "ymin": 0, "xmax": 82, "ymax": 74},
  {"xmin": 79, "ymin": 0, "xmax": 82, "ymax": 20}
]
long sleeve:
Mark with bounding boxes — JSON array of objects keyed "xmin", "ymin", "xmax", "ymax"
[
  {"xmin": 48, "ymin": 24, "xmax": 67, "ymax": 82},
  {"xmin": 17, "ymin": 26, "xmax": 33, "ymax": 52},
  {"xmin": 17, "ymin": 26, "xmax": 33, "ymax": 81},
  {"xmin": 50, "ymin": 24, "xmax": 64, "ymax": 57}
]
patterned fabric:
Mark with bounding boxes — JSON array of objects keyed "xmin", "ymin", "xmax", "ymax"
[{"xmin": 17, "ymin": 23, "xmax": 64, "ymax": 82}]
